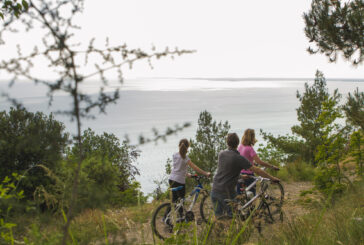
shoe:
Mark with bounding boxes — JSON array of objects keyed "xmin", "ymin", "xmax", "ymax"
[{"xmin": 176, "ymin": 217, "xmax": 185, "ymax": 223}]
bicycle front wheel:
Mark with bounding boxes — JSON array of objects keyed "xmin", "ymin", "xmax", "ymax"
[
  {"xmin": 151, "ymin": 202, "xmax": 176, "ymax": 240},
  {"xmin": 261, "ymin": 182, "xmax": 284, "ymax": 223},
  {"xmin": 200, "ymin": 194, "xmax": 214, "ymax": 223}
]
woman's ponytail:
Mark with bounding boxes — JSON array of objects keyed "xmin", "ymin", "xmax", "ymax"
[{"xmin": 179, "ymin": 138, "xmax": 190, "ymax": 159}]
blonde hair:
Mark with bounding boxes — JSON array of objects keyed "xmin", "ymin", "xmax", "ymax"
[{"xmin": 241, "ymin": 129, "xmax": 257, "ymax": 146}]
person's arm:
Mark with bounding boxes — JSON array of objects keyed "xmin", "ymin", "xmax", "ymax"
[
  {"xmin": 249, "ymin": 166, "xmax": 280, "ymax": 182},
  {"xmin": 187, "ymin": 160, "xmax": 211, "ymax": 177},
  {"xmin": 253, "ymin": 155, "xmax": 280, "ymax": 170}
]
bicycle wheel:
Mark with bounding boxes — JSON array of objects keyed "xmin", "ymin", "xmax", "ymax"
[
  {"xmin": 200, "ymin": 194, "xmax": 214, "ymax": 223},
  {"xmin": 261, "ymin": 182, "xmax": 284, "ymax": 223},
  {"xmin": 151, "ymin": 202, "xmax": 178, "ymax": 240}
]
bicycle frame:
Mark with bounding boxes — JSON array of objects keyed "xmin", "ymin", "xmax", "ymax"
[
  {"xmin": 171, "ymin": 177, "xmax": 205, "ymax": 213},
  {"xmin": 240, "ymin": 176, "xmax": 270, "ymax": 210}
]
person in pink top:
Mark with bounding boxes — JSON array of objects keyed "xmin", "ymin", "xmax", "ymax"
[{"xmin": 237, "ymin": 129, "xmax": 279, "ymax": 194}]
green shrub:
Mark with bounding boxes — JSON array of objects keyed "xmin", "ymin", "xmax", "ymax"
[
  {"xmin": 285, "ymin": 161, "xmax": 316, "ymax": 182},
  {"xmin": 267, "ymin": 161, "xmax": 316, "ymax": 182},
  {"xmin": 62, "ymin": 129, "xmax": 145, "ymax": 210},
  {"xmin": 0, "ymin": 108, "xmax": 68, "ymax": 201}
]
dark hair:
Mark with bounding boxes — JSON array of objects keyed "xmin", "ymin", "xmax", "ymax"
[
  {"xmin": 179, "ymin": 138, "xmax": 190, "ymax": 159},
  {"xmin": 226, "ymin": 133, "xmax": 239, "ymax": 149}
]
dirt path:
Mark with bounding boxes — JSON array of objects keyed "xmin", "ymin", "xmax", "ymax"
[
  {"xmin": 118, "ymin": 181, "xmax": 313, "ymax": 244},
  {"xmin": 246, "ymin": 181, "xmax": 313, "ymax": 244}
]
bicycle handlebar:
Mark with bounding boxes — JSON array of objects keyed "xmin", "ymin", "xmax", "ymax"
[{"xmin": 190, "ymin": 174, "xmax": 210, "ymax": 181}]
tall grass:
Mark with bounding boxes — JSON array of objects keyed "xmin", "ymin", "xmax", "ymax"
[
  {"xmin": 258, "ymin": 180, "xmax": 364, "ymax": 245},
  {"xmin": 275, "ymin": 161, "xmax": 317, "ymax": 182}
]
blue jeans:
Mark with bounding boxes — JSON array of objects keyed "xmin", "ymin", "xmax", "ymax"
[{"xmin": 210, "ymin": 191, "xmax": 236, "ymax": 218}]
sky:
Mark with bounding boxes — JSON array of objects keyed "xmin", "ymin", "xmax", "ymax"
[
  {"xmin": 76, "ymin": 0, "xmax": 364, "ymax": 79},
  {"xmin": 0, "ymin": 0, "xmax": 363, "ymax": 81}
]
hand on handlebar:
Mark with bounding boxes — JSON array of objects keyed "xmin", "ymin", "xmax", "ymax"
[
  {"xmin": 270, "ymin": 176, "xmax": 280, "ymax": 183},
  {"xmin": 271, "ymin": 165, "xmax": 280, "ymax": 171}
]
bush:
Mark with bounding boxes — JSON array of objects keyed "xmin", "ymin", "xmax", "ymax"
[
  {"xmin": 0, "ymin": 107, "xmax": 68, "ymax": 201},
  {"xmin": 63, "ymin": 129, "xmax": 144, "ymax": 210},
  {"xmin": 285, "ymin": 161, "xmax": 316, "ymax": 182}
]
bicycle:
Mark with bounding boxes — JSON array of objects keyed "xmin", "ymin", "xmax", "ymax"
[
  {"xmin": 226, "ymin": 175, "xmax": 284, "ymax": 232},
  {"xmin": 151, "ymin": 175, "xmax": 211, "ymax": 240}
]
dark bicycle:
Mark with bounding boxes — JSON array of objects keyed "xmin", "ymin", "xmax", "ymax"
[{"xmin": 227, "ymin": 175, "xmax": 284, "ymax": 232}]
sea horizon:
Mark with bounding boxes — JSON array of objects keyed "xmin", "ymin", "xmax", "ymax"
[{"xmin": 0, "ymin": 78, "xmax": 363, "ymax": 195}]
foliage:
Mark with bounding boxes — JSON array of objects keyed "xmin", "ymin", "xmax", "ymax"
[
  {"xmin": 258, "ymin": 180, "xmax": 364, "ymax": 245},
  {"xmin": 304, "ymin": 0, "xmax": 364, "ymax": 65},
  {"xmin": 0, "ymin": 174, "xmax": 24, "ymax": 245},
  {"xmin": 261, "ymin": 71, "xmax": 340, "ymax": 166},
  {"xmin": 0, "ymin": 0, "xmax": 192, "ymax": 242},
  {"xmin": 343, "ymin": 88, "xmax": 364, "ymax": 131},
  {"xmin": 274, "ymin": 161, "xmax": 317, "ymax": 182},
  {"xmin": 345, "ymin": 130, "xmax": 364, "ymax": 175},
  {"xmin": 188, "ymin": 110, "xmax": 231, "ymax": 174},
  {"xmin": 257, "ymin": 134, "xmax": 304, "ymax": 164},
  {"xmin": 138, "ymin": 123, "xmax": 192, "ymax": 145},
  {"xmin": 63, "ymin": 129, "xmax": 145, "ymax": 209},
  {"xmin": 314, "ymin": 94, "xmax": 352, "ymax": 195},
  {"xmin": 151, "ymin": 158, "xmax": 172, "ymax": 201},
  {"xmin": 0, "ymin": 0, "xmax": 28, "ymax": 19},
  {"xmin": 0, "ymin": 107, "xmax": 68, "ymax": 200},
  {"xmin": 72, "ymin": 128, "xmax": 140, "ymax": 192},
  {"xmin": 23, "ymin": 224, "xmax": 63, "ymax": 245}
]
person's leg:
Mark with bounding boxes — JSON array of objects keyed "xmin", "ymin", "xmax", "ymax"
[
  {"xmin": 169, "ymin": 180, "xmax": 185, "ymax": 218},
  {"xmin": 217, "ymin": 191, "xmax": 236, "ymax": 218},
  {"xmin": 210, "ymin": 191, "xmax": 224, "ymax": 217}
]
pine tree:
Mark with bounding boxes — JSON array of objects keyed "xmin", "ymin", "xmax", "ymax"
[
  {"xmin": 261, "ymin": 71, "xmax": 341, "ymax": 165},
  {"xmin": 188, "ymin": 111, "xmax": 230, "ymax": 174},
  {"xmin": 304, "ymin": 0, "xmax": 364, "ymax": 65}
]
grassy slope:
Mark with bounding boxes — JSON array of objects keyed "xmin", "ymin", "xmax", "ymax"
[{"xmin": 8, "ymin": 178, "xmax": 364, "ymax": 245}]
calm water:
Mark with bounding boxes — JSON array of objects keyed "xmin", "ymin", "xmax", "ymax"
[{"xmin": 1, "ymin": 78, "xmax": 363, "ymax": 194}]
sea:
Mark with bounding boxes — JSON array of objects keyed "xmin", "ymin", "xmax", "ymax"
[{"xmin": 0, "ymin": 78, "xmax": 363, "ymax": 195}]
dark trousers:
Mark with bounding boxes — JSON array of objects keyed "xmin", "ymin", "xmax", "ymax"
[
  {"xmin": 210, "ymin": 190, "xmax": 236, "ymax": 218},
  {"xmin": 169, "ymin": 180, "xmax": 185, "ymax": 203},
  {"xmin": 168, "ymin": 180, "xmax": 185, "ymax": 217}
]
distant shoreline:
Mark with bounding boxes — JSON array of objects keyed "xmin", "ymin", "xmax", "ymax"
[
  {"xmin": 150, "ymin": 77, "xmax": 364, "ymax": 82},
  {"xmin": 1, "ymin": 77, "xmax": 364, "ymax": 84}
]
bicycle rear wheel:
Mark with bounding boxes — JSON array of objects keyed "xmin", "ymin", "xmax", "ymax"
[
  {"xmin": 151, "ymin": 202, "xmax": 178, "ymax": 240},
  {"xmin": 261, "ymin": 182, "xmax": 284, "ymax": 223}
]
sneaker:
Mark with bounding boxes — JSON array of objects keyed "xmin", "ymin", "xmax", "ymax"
[{"xmin": 176, "ymin": 217, "xmax": 185, "ymax": 223}]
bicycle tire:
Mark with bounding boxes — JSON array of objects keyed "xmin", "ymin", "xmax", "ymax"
[
  {"xmin": 200, "ymin": 194, "xmax": 214, "ymax": 223},
  {"xmin": 151, "ymin": 202, "xmax": 176, "ymax": 240},
  {"xmin": 260, "ymin": 182, "xmax": 284, "ymax": 223}
]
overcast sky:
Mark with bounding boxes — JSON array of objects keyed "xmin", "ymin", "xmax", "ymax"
[{"xmin": 1, "ymin": 0, "xmax": 364, "ymax": 80}]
